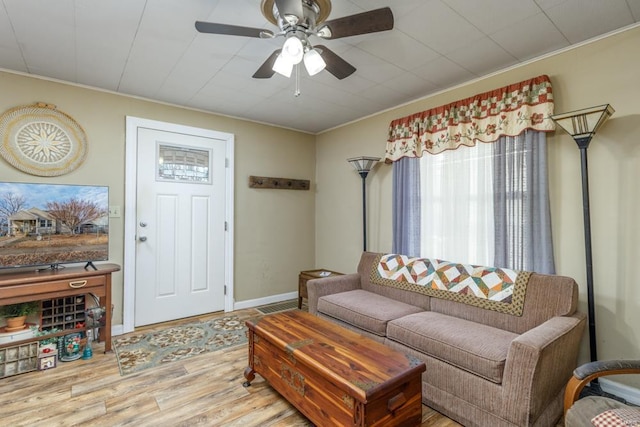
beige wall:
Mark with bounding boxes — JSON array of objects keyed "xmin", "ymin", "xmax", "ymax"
[
  {"xmin": 316, "ymin": 25, "xmax": 640, "ymax": 386},
  {"xmin": 0, "ymin": 71, "xmax": 316, "ymax": 323}
]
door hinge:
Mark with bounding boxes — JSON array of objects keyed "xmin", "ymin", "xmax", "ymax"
[
  {"xmin": 224, "ymin": 285, "xmax": 227, "ymax": 295},
  {"xmin": 225, "ymin": 158, "xmax": 229, "ymax": 168},
  {"xmin": 224, "ymin": 221, "xmax": 228, "ymax": 231}
]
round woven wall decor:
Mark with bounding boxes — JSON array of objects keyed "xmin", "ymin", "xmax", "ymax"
[{"xmin": 0, "ymin": 102, "xmax": 87, "ymax": 176}]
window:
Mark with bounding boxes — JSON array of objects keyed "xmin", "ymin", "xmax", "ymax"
[
  {"xmin": 157, "ymin": 143, "xmax": 211, "ymax": 184},
  {"xmin": 420, "ymin": 142, "xmax": 494, "ymax": 265},
  {"xmin": 393, "ymin": 131, "xmax": 555, "ymax": 273},
  {"xmin": 387, "ymin": 75, "xmax": 556, "ymax": 272}
]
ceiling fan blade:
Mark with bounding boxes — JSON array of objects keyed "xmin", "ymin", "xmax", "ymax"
[
  {"xmin": 274, "ymin": 0, "xmax": 304, "ymax": 22},
  {"xmin": 315, "ymin": 45, "xmax": 356, "ymax": 80},
  {"xmin": 318, "ymin": 7, "xmax": 394, "ymax": 39},
  {"xmin": 195, "ymin": 21, "xmax": 273, "ymax": 38},
  {"xmin": 253, "ymin": 50, "xmax": 282, "ymax": 79}
]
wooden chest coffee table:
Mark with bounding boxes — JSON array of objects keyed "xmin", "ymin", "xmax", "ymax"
[{"xmin": 243, "ymin": 311, "xmax": 425, "ymax": 426}]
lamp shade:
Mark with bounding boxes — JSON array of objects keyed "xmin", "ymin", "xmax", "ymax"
[
  {"xmin": 282, "ymin": 35, "xmax": 304, "ymax": 64},
  {"xmin": 303, "ymin": 48, "xmax": 326, "ymax": 76},
  {"xmin": 550, "ymin": 104, "xmax": 614, "ymax": 142},
  {"xmin": 347, "ymin": 156, "xmax": 381, "ymax": 177},
  {"xmin": 272, "ymin": 53, "xmax": 294, "ymax": 77}
]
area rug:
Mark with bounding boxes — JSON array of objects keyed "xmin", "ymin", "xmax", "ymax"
[{"xmin": 112, "ymin": 315, "xmax": 247, "ymax": 376}]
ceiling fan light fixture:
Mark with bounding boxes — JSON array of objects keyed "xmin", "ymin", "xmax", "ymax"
[
  {"xmin": 282, "ymin": 35, "xmax": 304, "ymax": 64},
  {"xmin": 272, "ymin": 53, "xmax": 294, "ymax": 77},
  {"xmin": 303, "ymin": 48, "xmax": 326, "ymax": 76}
]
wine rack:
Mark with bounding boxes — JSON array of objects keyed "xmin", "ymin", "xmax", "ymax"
[{"xmin": 40, "ymin": 296, "xmax": 87, "ymax": 331}]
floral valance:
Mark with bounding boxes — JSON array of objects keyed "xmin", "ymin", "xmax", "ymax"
[{"xmin": 385, "ymin": 75, "xmax": 555, "ymax": 163}]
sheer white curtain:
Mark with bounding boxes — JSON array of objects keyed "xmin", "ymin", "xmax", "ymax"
[{"xmin": 419, "ymin": 143, "xmax": 494, "ymax": 265}]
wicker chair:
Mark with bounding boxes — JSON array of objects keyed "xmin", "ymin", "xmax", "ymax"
[{"xmin": 564, "ymin": 360, "xmax": 640, "ymax": 426}]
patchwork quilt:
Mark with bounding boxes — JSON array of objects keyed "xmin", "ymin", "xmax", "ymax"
[
  {"xmin": 370, "ymin": 253, "xmax": 531, "ymax": 316},
  {"xmin": 592, "ymin": 408, "xmax": 640, "ymax": 427}
]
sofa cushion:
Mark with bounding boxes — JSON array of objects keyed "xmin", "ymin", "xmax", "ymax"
[
  {"xmin": 317, "ymin": 290, "xmax": 423, "ymax": 336},
  {"xmin": 387, "ymin": 311, "xmax": 518, "ymax": 383}
]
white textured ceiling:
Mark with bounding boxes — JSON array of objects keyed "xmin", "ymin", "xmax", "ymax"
[{"xmin": 1, "ymin": 0, "xmax": 638, "ymax": 134}]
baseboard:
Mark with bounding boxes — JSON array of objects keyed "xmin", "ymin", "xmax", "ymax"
[
  {"xmin": 233, "ymin": 291, "xmax": 298, "ymax": 311},
  {"xmin": 600, "ymin": 378, "xmax": 640, "ymax": 405}
]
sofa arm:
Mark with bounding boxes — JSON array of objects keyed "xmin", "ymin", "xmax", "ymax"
[
  {"xmin": 501, "ymin": 313, "xmax": 587, "ymax": 425},
  {"xmin": 306, "ymin": 273, "xmax": 361, "ymax": 315}
]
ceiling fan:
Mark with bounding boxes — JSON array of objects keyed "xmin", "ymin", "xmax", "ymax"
[{"xmin": 195, "ymin": 0, "xmax": 394, "ymax": 80}]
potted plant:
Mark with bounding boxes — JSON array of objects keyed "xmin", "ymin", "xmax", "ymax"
[{"xmin": 0, "ymin": 301, "xmax": 40, "ymax": 331}]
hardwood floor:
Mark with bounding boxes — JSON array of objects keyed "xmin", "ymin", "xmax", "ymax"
[{"xmin": 0, "ymin": 308, "xmax": 474, "ymax": 426}]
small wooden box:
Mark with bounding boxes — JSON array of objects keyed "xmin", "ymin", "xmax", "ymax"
[
  {"xmin": 298, "ymin": 269, "xmax": 343, "ymax": 309},
  {"xmin": 38, "ymin": 349, "xmax": 58, "ymax": 370}
]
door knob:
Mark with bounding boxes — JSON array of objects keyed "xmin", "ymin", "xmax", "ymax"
[
  {"xmin": 139, "ymin": 236, "xmax": 147, "ymax": 242},
  {"xmin": 139, "ymin": 222, "xmax": 148, "ymax": 227}
]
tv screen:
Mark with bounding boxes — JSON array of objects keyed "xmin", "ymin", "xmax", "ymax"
[{"xmin": 0, "ymin": 182, "xmax": 109, "ymax": 270}]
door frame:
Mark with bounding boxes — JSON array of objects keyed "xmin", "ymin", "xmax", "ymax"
[{"xmin": 123, "ymin": 116, "xmax": 234, "ymax": 334}]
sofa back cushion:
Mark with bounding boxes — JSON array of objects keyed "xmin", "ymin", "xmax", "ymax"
[
  {"xmin": 429, "ymin": 272, "xmax": 578, "ymax": 334},
  {"xmin": 358, "ymin": 252, "xmax": 431, "ymax": 310}
]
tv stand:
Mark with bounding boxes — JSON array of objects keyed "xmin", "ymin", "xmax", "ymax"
[
  {"xmin": 0, "ymin": 263, "xmax": 120, "ymax": 353},
  {"xmin": 84, "ymin": 261, "xmax": 97, "ymax": 271}
]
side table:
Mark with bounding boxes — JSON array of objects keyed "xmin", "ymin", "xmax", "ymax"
[{"xmin": 298, "ymin": 269, "xmax": 343, "ymax": 309}]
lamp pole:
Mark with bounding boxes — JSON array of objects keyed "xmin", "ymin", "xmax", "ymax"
[
  {"xmin": 347, "ymin": 156, "xmax": 381, "ymax": 252},
  {"xmin": 359, "ymin": 170, "xmax": 368, "ymax": 252},
  {"xmin": 551, "ymin": 104, "xmax": 614, "ymax": 364},
  {"xmin": 576, "ymin": 136, "xmax": 597, "ymax": 362}
]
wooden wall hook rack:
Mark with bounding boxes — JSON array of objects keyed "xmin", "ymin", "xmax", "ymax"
[{"xmin": 249, "ymin": 176, "xmax": 310, "ymax": 190}]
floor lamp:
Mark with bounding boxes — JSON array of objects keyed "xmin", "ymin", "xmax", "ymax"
[
  {"xmin": 550, "ymin": 104, "xmax": 615, "ymax": 364},
  {"xmin": 347, "ymin": 156, "xmax": 380, "ymax": 251}
]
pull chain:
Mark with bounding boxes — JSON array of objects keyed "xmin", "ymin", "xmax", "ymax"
[{"xmin": 294, "ymin": 64, "xmax": 301, "ymax": 97}]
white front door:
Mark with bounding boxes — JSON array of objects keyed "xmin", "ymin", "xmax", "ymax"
[{"xmin": 123, "ymin": 118, "xmax": 234, "ymax": 329}]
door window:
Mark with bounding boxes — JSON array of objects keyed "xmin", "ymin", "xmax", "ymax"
[{"xmin": 157, "ymin": 143, "xmax": 211, "ymax": 184}]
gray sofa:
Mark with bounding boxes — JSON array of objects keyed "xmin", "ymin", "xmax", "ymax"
[{"xmin": 307, "ymin": 252, "xmax": 586, "ymax": 427}]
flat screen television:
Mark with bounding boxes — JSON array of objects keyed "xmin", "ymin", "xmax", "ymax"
[{"xmin": 0, "ymin": 182, "xmax": 109, "ymax": 270}]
